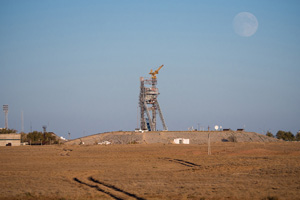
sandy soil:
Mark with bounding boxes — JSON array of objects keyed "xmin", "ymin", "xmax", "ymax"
[{"xmin": 0, "ymin": 142, "xmax": 300, "ymax": 200}]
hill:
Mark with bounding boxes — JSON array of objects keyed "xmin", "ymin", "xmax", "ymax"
[{"xmin": 64, "ymin": 130, "xmax": 278, "ymax": 145}]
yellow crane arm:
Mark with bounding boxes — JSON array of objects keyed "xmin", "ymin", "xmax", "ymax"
[{"xmin": 149, "ymin": 65, "xmax": 164, "ymax": 79}]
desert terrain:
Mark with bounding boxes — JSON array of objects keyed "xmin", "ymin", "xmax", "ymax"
[{"xmin": 0, "ymin": 142, "xmax": 300, "ymax": 200}]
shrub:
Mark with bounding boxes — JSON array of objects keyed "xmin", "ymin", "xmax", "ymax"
[
  {"xmin": 276, "ymin": 130, "xmax": 295, "ymax": 141},
  {"xmin": 228, "ymin": 135, "xmax": 237, "ymax": 142},
  {"xmin": 24, "ymin": 131, "xmax": 59, "ymax": 144},
  {"xmin": 296, "ymin": 131, "xmax": 300, "ymax": 141},
  {"xmin": 266, "ymin": 131, "xmax": 274, "ymax": 138},
  {"xmin": 0, "ymin": 128, "xmax": 17, "ymax": 134},
  {"xmin": 128, "ymin": 140, "xmax": 138, "ymax": 144}
]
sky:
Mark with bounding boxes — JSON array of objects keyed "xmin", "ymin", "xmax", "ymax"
[{"xmin": 0, "ymin": 0, "xmax": 299, "ymax": 139}]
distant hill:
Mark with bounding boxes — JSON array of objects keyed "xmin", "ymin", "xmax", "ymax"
[{"xmin": 64, "ymin": 130, "xmax": 278, "ymax": 145}]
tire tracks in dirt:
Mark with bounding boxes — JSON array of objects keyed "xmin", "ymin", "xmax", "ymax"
[
  {"xmin": 73, "ymin": 176, "xmax": 146, "ymax": 200},
  {"xmin": 160, "ymin": 157, "xmax": 201, "ymax": 168},
  {"xmin": 159, "ymin": 157, "xmax": 203, "ymax": 172}
]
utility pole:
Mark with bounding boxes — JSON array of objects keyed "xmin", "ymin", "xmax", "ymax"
[
  {"xmin": 137, "ymin": 105, "xmax": 139, "ymax": 129},
  {"xmin": 21, "ymin": 110, "xmax": 24, "ymax": 133},
  {"xmin": 3, "ymin": 105, "xmax": 8, "ymax": 129},
  {"xmin": 208, "ymin": 132, "xmax": 211, "ymax": 155}
]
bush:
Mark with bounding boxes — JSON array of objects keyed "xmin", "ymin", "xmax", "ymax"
[
  {"xmin": 296, "ymin": 132, "xmax": 300, "ymax": 141},
  {"xmin": 128, "ymin": 140, "xmax": 138, "ymax": 144},
  {"xmin": 21, "ymin": 132, "xmax": 27, "ymax": 143},
  {"xmin": 266, "ymin": 131, "xmax": 274, "ymax": 138},
  {"xmin": 228, "ymin": 135, "xmax": 237, "ymax": 142},
  {"xmin": 276, "ymin": 130, "xmax": 295, "ymax": 141},
  {"xmin": 26, "ymin": 131, "xmax": 44, "ymax": 143},
  {"xmin": 0, "ymin": 128, "xmax": 17, "ymax": 134},
  {"xmin": 24, "ymin": 131, "xmax": 59, "ymax": 144}
]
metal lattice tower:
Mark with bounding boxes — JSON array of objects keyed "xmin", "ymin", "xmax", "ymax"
[
  {"xmin": 3, "ymin": 105, "xmax": 8, "ymax": 129},
  {"xmin": 139, "ymin": 65, "xmax": 167, "ymax": 131}
]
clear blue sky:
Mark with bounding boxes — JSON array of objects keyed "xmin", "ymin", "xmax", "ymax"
[{"xmin": 1, "ymin": 0, "xmax": 299, "ymax": 138}]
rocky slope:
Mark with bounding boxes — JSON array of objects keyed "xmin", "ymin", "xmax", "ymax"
[{"xmin": 64, "ymin": 130, "xmax": 278, "ymax": 145}]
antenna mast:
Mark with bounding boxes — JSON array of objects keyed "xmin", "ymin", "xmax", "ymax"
[
  {"xmin": 21, "ymin": 110, "xmax": 24, "ymax": 133},
  {"xmin": 3, "ymin": 105, "xmax": 8, "ymax": 129}
]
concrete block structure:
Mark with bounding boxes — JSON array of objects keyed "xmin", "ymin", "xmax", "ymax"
[
  {"xmin": 0, "ymin": 134, "xmax": 21, "ymax": 146},
  {"xmin": 174, "ymin": 138, "xmax": 190, "ymax": 144}
]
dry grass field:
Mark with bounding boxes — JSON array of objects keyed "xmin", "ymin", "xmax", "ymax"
[{"xmin": 1, "ymin": 142, "xmax": 300, "ymax": 200}]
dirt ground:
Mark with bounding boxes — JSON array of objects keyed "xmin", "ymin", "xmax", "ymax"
[{"xmin": 0, "ymin": 142, "xmax": 300, "ymax": 200}]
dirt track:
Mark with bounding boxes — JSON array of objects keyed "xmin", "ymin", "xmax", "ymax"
[{"xmin": 0, "ymin": 142, "xmax": 300, "ymax": 200}]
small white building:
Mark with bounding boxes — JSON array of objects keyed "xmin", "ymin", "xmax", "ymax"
[
  {"xmin": 174, "ymin": 138, "xmax": 190, "ymax": 144},
  {"xmin": 98, "ymin": 141, "xmax": 111, "ymax": 145}
]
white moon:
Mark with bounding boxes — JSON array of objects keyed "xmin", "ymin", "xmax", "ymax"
[{"xmin": 233, "ymin": 12, "xmax": 258, "ymax": 37}]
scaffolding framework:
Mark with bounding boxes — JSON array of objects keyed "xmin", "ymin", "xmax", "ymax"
[{"xmin": 139, "ymin": 75, "xmax": 167, "ymax": 131}]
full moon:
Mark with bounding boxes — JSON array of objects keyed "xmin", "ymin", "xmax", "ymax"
[{"xmin": 233, "ymin": 12, "xmax": 258, "ymax": 37}]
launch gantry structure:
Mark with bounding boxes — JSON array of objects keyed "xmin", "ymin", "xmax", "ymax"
[{"xmin": 139, "ymin": 65, "xmax": 167, "ymax": 131}]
